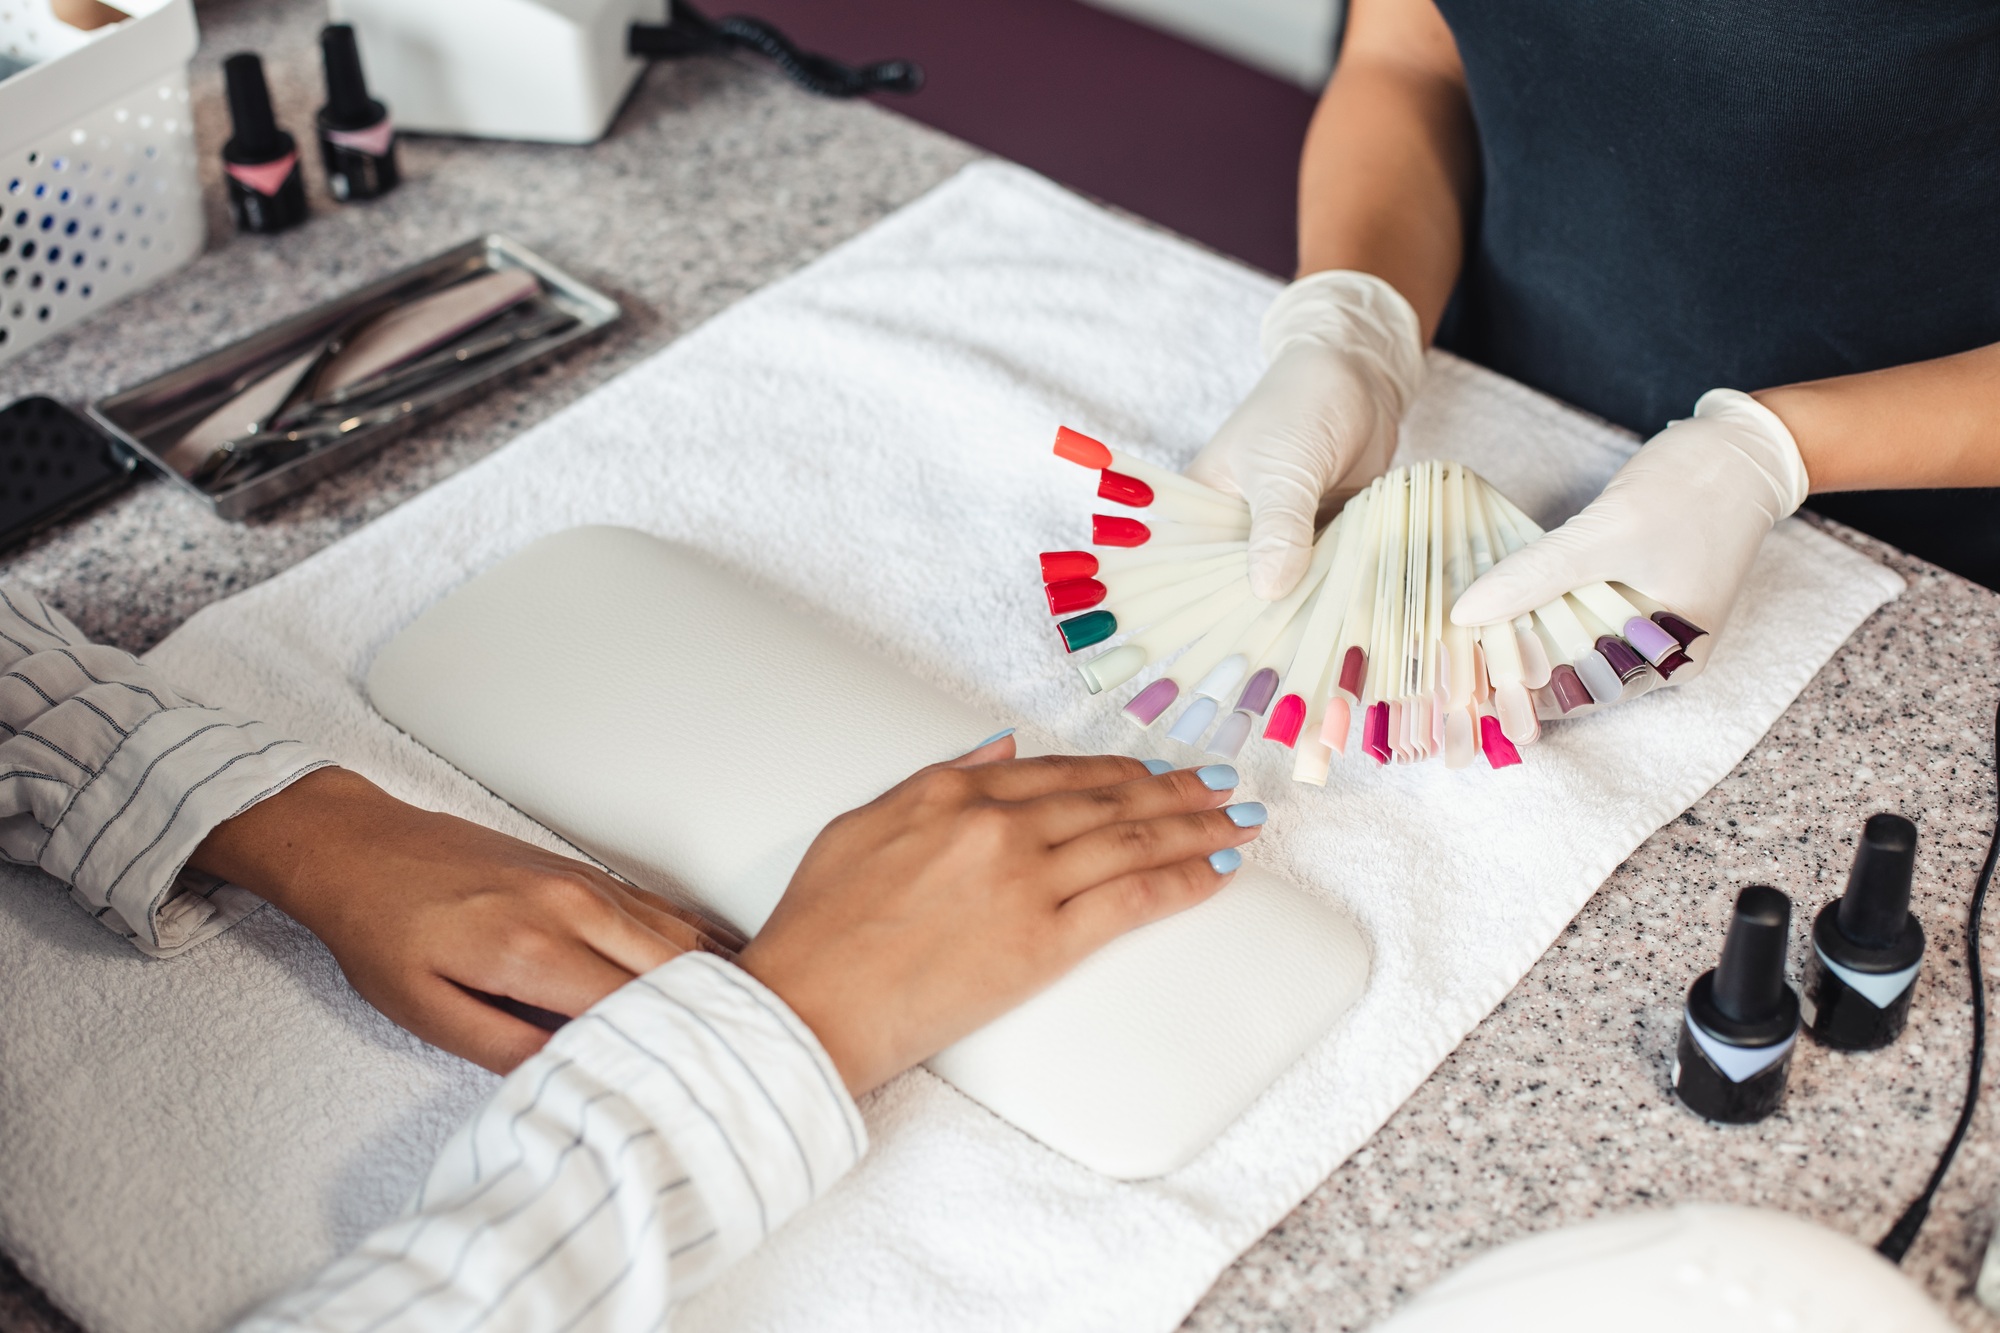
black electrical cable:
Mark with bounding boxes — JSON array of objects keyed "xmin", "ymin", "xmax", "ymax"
[
  {"xmin": 1876, "ymin": 698, "xmax": 2000, "ymax": 1263},
  {"xmin": 629, "ymin": 4, "xmax": 923, "ymax": 99}
]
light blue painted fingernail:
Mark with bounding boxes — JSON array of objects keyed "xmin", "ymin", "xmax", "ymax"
[
  {"xmin": 1195, "ymin": 764, "xmax": 1238, "ymax": 791},
  {"xmin": 1140, "ymin": 758, "xmax": 1172, "ymax": 776},
  {"xmin": 1209, "ymin": 847, "xmax": 1243, "ymax": 874},
  {"xmin": 970, "ymin": 728, "xmax": 1014, "ymax": 751},
  {"xmin": 1224, "ymin": 802, "xmax": 1266, "ymax": 828}
]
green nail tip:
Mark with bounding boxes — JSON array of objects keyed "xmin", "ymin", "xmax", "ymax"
[{"xmin": 1058, "ymin": 610, "xmax": 1116, "ymax": 653}]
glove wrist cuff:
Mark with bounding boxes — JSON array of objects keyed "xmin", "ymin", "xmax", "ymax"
[
  {"xmin": 1693, "ymin": 388, "xmax": 1812, "ymax": 518},
  {"xmin": 1260, "ymin": 270, "xmax": 1426, "ymax": 417}
]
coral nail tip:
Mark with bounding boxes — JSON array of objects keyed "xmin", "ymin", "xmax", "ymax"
[
  {"xmin": 1053, "ymin": 426, "xmax": 1114, "ymax": 470},
  {"xmin": 1097, "ymin": 470, "xmax": 1155, "ymax": 508},
  {"xmin": 1039, "ymin": 550, "xmax": 1098, "ymax": 582}
]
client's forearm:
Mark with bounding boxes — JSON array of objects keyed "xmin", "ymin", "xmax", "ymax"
[{"xmin": 1754, "ymin": 340, "xmax": 2000, "ymax": 492}]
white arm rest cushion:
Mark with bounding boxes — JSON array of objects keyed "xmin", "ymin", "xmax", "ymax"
[{"xmin": 366, "ymin": 526, "xmax": 1370, "ymax": 1178}]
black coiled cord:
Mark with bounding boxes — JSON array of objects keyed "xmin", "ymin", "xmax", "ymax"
[
  {"xmin": 1877, "ymin": 698, "xmax": 1999, "ymax": 1263},
  {"xmin": 630, "ymin": 3, "xmax": 923, "ymax": 99}
]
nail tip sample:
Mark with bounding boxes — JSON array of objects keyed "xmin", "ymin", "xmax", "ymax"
[
  {"xmin": 1206, "ymin": 711, "xmax": 1253, "ymax": 760},
  {"xmin": 1097, "ymin": 469, "xmax": 1155, "ymax": 508},
  {"xmin": 1165, "ymin": 695, "xmax": 1220, "ymax": 746},
  {"xmin": 1053, "ymin": 425, "xmax": 1113, "ymax": 470},
  {"xmin": 1262, "ymin": 694, "xmax": 1306, "ymax": 747},
  {"xmin": 1122, "ymin": 677, "xmax": 1180, "ymax": 726},
  {"xmin": 1057, "ymin": 609, "xmax": 1117, "ymax": 653}
]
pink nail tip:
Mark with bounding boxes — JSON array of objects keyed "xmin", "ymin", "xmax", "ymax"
[
  {"xmin": 1480, "ymin": 715, "xmax": 1522, "ymax": 768},
  {"xmin": 1337, "ymin": 645, "xmax": 1366, "ymax": 698},
  {"xmin": 1122, "ymin": 678, "xmax": 1180, "ymax": 726},
  {"xmin": 1263, "ymin": 694, "xmax": 1306, "ymax": 747},
  {"xmin": 1362, "ymin": 702, "xmax": 1391, "ymax": 764}
]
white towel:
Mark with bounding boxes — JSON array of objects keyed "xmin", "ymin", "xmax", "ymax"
[{"xmin": 0, "ymin": 162, "xmax": 1903, "ymax": 1333}]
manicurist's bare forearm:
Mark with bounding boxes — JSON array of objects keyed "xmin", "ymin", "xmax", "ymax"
[
  {"xmin": 1753, "ymin": 340, "xmax": 2000, "ymax": 493},
  {"xmin": 1296, "ymin": 0, "xmax": 1477, "ymax": 339}
]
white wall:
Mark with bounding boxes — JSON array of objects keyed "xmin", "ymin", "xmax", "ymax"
[{"xmin": 1080, "ymin": 0, "xmax": 1342, "ymax": 89}]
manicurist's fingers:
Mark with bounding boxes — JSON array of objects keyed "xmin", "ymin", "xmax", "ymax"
[
  {"xmin": 607, "ymin": 881, "xmax": 746, "ymax": 957},
  {"xmin": 1050, "ymin": 803, "xmax": 1264, "ymax": 889},
  {"xmin": 1055, "ymin": 851, "xmax": 1241, "ymax": 958},
  {"xmin": 1023, "ymin": 762, "xmax": 1239, "ymax": 843},
  {"xmin": 941, "ymin": 729, "xmax": 1020, "ymax": 766},
  {"xmin": 468, "ymin": 930, "xmax": 648, "ymax": 1027}
]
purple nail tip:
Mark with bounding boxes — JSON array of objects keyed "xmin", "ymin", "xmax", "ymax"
[
  {"xmin": 1656, "ymin": 648, "xmax": 1693, "ymax": 678},
  {"xmin": 1122, "ymin": 678, "xmax": 1180, "ymax": 726},
  {"xmin": 1652, "ymin": 610, "xmax": 1708, "ymax": 649},
  {"xmin": 1234, "ymin": 668, "xmax": 1280, "ymax": 715},
  {"xmin": 1596, "ymin": 635, "xmax": 1648, "ymax": 682},
  {"xmin": 1549, "ymin": 664, "xmax": 1592, "ymax": 713},
  {"xmin": 1623, "ymin": 616, "xmax": 1681, "ymax": 664}
]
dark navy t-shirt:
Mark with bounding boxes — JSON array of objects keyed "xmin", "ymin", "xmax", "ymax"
[{"xmin": 1427, "ymin": 0, "xmax": 2000, "ymax": 585}]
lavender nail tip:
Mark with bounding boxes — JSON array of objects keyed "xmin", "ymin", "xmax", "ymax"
[
  {"xmin": 1622, "ymin": 615, "xmax": 1680, "ymax": 664},
  {"xmin": 1208, "ymin": 847, "xmax": 1244, "ymax": 875},
  {"xmin": 1122, "ymin": 677, "xmax": 1180, "ymax": 726},
  {"xmin": 1195, "ymin": 764, "xmax": 1239, "ymax": 791},
  {"xmin": 1139, "ymin": 758, "xmax": 1173, "ymax": 776},
  {"xmin": 1224, "ymin": 802, "xmax": 1267, "ymax": 828},
  {"xmin": 1235, "ymin": 668, "xmax": 1280, "ymax": 715},
  {"xmin": 1206, "ymin": 711, "xmax": 1252, "ymax": 760}
]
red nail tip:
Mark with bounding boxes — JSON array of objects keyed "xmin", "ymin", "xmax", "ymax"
[
  {"xmin": 1092, "ymin": 515, "xmax": 1151, "ymax": 546},
  {"xmin": 1363, "ymin": 701, "xmax": 1391, "ymax": 764},
  {"xmin": 1039, "ymin": 550, "xmax": 1099, "ymax": 582},
  {"xmin": 1044, "ymin": 578, "xmax": 1106, "ymax": 614},
  {"xmin": 1656, "ymin": 648, "xmax": 1693, "ymax": 678},
  {"xmin": 1097, "ymin": 469, "xmax": 1155, "ymax": 508},
  {"xmin": 1338, "ymin": 645, "xmax": 1366, "ymax": 698},
  {"xmin": 1263, "ymin": 694, "xmax": 1306, "ymax": 747},
  {"xmin": 1480, "ymin": 715, "xmax": 1522, "ymax": 768},
  {"xmin": 1054, "ymin": 426, "xmax": 1114, "ymax": 470}
]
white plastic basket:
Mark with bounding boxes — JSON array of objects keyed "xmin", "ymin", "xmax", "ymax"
[{"xmin": 0, "ymin": 0, "xmax": 203, "ymax": 367}]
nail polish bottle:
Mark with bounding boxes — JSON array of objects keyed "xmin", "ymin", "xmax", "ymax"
[
  {"xmin": 222, "ymin": 53, "xmax": 308, "ymax": 234},
  {"xmin": 316, "ymin": 25, "xmax": 399, "ymax": 203},
  {"xmin": 1674, "ymin": 884, "xmax": 1801, "ymax": 1124},
  {"xmin": 1805, "ymin": 814, "xmax": 1924, "ymax": 1051}
]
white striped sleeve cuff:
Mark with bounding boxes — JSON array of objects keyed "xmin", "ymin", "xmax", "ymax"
[
  {"xmin": 240, "ymin": 955, "xmax": 866, "ymax": 1332},
  {"xmin": 0, "ymin": 581, "xmax": 334, "ymax": 957}
]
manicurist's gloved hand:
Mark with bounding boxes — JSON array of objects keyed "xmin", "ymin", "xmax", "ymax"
[
  {"xmin": 1452, "ymin": 389, "xmax": 1811, "ymax": 676},
  {"xmin": 1187, "ymin": 270, "xmax": 1427, "ymax": 601}
]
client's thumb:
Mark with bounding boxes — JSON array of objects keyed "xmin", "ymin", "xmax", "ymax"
[
  {"xmin": 1246, "ymin": 497, "xmax": 1316, "ymax": 602},
  {"xmin": 1451, "ymin": 535, "xmax": 1588, "ymax": 627}
]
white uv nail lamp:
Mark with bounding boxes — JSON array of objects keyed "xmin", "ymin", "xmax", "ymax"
[
  {"xmin": 328, "ymin": 0, "xmax": 667, "ymax": 144},
  {"xmin": 366, "ymin": 526, "xmax": 1371, "ymax": 1179}
]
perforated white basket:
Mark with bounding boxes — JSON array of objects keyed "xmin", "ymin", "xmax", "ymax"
[{"xmin": 0, "ymin": 0, "xmax": 203, "ymax": 367}]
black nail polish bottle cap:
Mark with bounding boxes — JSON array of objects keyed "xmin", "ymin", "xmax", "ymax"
[
  {"xmin": 319, "ymin": 25, "xmax": 386, "ymax": 131},
  {"xmin": 1839, "ymin": 813, "xmax": 1916, "ymax": 947},
  {"xmin": 222, "ymin": 52, "xmax": 295, "ymax": 164},
  {"xmin": 1816, "ymin": 813, "xmax": 1924, "ymax": 972},
  {"xmin": 1689, "ymin": 884, "xmax": 1799, "ymax": 1045}
]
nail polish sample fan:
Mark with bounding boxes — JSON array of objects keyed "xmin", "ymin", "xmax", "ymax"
[{"xmin": 367, "ymin": 525, "xmax": 1372, "ymax": 1179}]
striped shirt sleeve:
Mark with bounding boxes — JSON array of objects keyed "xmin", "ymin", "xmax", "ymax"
[
  {"xmin": 0, "ymin": 580, "xmax": 334, "ymax": 957},
  {"xmin": 240, "ymin": 953, "xmax": 868, "ymax": 1332}
]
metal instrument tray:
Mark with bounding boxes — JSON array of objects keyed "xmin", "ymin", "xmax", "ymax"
[{"xmin": 89, "ymin": 234, "xmax": 620, "ymax": 519}]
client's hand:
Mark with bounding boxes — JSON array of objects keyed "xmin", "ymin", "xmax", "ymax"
[
  {"xmin": 189, "ymin": 767, "xmax": 744, "ymax": 1074},
  {"xmin": 738, "ymin": 736, "xmax": 1262, "ymax": 1096}
]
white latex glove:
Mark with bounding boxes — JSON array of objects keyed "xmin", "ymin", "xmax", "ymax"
[
  {"xmin": 1451, "ymin": 389, "xmax": 1811, "ymax": 677},
  {"xmin": 1187, "ymin": 270, "xmax": 1426, "ymax": 600}
]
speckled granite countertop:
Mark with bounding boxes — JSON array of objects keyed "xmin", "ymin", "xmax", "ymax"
[{"xmin": 4, "ymin": 3, "xmax": 1999, "ymax": 1331}]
